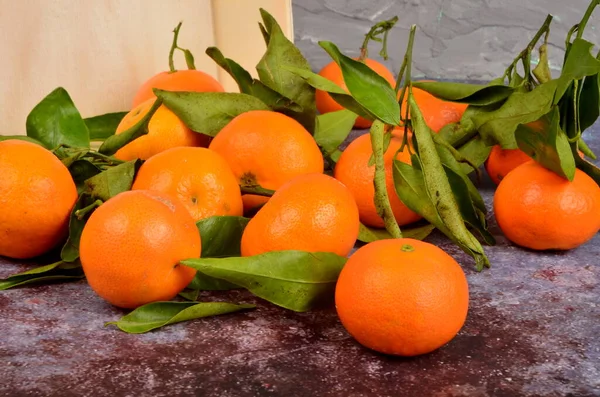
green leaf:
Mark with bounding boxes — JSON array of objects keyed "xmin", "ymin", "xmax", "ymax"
[
  {"xmin": 456, "ymin": 135, "xmax": 493, "ymax": 175},
  {"xmin": 0, "ymin": 261, "xmax": 84, "ymax": 290},
  {"xmin": 575, "ymin": 154, "xmax": 600, "ymax": 186},
  {"xmin": 156, "ymin": 90, "xmax": 269, "ymax": 137},
  {"xmin": 61, "ymin": 194, "xmax": 98, "ymax": 262},
  {"xmin": 206, "ymin": 47, "xmax": 303, "ymax": 113},
  {"xmin": 555, "ymin": 38, "xmax": 600, "ymax": 104},
  {"xmin": 412, "ymin": 81, "xmax": 513, "ymax": 106},
  {"xmin": 187, "ymin": 216, "xmax": 251, "ymax": 291},
  {"xmin": 0, "ymin": 135, "xmax": 46, "ymax": 146},
  {"xmin": 283, "ymin": 66, "xmax": 376, "ymax": 121},
  {"xmin": 256, "ymin": 9, "xmax": 316, "ymax": 132},
  {"xmin": 181, "ymin": 251, "xmax": 347, "ymax": 312},
  {"xmin": 533, "ymin": 43, "xmax": 552, "ymax": 84},
  {"xmin": 515, "ymin": 107, "xmax": 576, "ymax": 181},
  {"xmin": 69, "ymin": 160, "xmax": 103, "ymax": 193},
  {"xmin": 407, "ymin": 95, "xmax": 489, "ymax": 270},
  {"xmin": 85, "ymin": 112, "xmax": 128, "ymax": 141},
  {"xmin": 358, "ymin": 223, "xmax": 435, "ymax": 243},
  {"xmin": 106, "ymin": 301, "xmax": 254, "ymax": 334},
  {"xmin": 579, "ymin": 73, "xmax": 600, "ymax": 133},
  {"xmin": 319, "ymin": 41, "xmax": 400, "ymax": 126},
  {"xmin": 473, "ymin": 80, "xmax": 558, "ymax": 148},
  {"xmin": 314, "ymin": 109, "xmax": 357, "ymax": 159},
  {"xmin": 26, "ymin": 87, "xmax": 90, "ymax": 150},
  {"xmin": 197, "ymin": 216, "xmax": 250, "ymax": 258},
  {"xmin": 98, "ymin": 98, "xmax": 162, "ymax": 155},
  {"xmin": 83, "ymin": 160, "xmax": 141, "ymax": 201}
]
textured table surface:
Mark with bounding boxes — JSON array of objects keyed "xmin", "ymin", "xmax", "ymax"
[{"xmin": 1, "ymin": 128, "xmax": 599, "ymax": 397}]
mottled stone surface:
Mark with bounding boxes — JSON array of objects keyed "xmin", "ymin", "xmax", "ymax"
[
  {"xmin": 1, "ymin": 127, "xmax": 599, "ymax": 396},
  {"xmin": 293, "ymin": 0, "xmax": 600, "ymax": 79}
]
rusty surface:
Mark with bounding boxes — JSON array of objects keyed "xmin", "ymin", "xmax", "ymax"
[{"xmin": 1, "ymin": 130, "xmax": 599, "ymax": 397}]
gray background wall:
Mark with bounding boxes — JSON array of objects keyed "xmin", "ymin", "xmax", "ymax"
[{"xmin": 292, "ymin": 0, "xmax": 599, "ymax": 80}]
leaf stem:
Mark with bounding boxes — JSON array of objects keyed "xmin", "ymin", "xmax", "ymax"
[
  {"xmin": 576, "ymin": 0, "xmax": 600, "ymax": 39},
  {"xmin": 168, "ymin": 22, "xmax": 183, "ymax": 73},
  {"xmin": 370, "ymin": 121, "xmax": 402, "ymax": 238},
  {"xmin": 74, "ymin": 199, "xmax": 103, "ymax": 220},
  {"xmin": 240, "ymin": 185, "xmax": 275, "ymax": 197},
  {"xmin": 359, "ymin": 16, "xmax": 399, "ymax": 61}
]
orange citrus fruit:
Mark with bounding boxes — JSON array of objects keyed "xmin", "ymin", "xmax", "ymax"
[
  {"xmin": 485, "ymin": 145, "xmax": 531, "ymax": 185},
  {"xmin": 0, "ymin": 140, "xmax": 78, "ymax": 259},
  {"xmin": 334, "ymin": 129, "xmax": 421, "ymax": 228},
  {"xmin": 132, "ymin": 147, "xmax": 243, "ymax": 221},
  {"xmin": 208, "ymin": 110, "xmax": 324, "ymax": 208},
  {"xmin": 132, "ymin": 69, "xmax": 224, "ymax": 108},
  {"xmin": 494, "ymin": 161, "xmax": 600, "ymax": 250},
  {"xmin": 79, "ymin": 190, "xmax": 200, "ymax": 309},
  {"xmin": 316, "ymin": 59, "xmax": 396, "ymax": 129},
  {"xmin": 335, "ymin": 238, "xmax": 469, "ymax": 356},
  {"xmin": 241, "ymin": 173, "xmax": 360, "ymax": 257},
  {"xmin": 114, "ymin": 98, "xmax": 210, "ymax": 161},
  {"xmin": 401, "ymin": 83, "xmax": 468, "ymax": 132}
]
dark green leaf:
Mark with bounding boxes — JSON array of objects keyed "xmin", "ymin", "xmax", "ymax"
[
  {"xmin": 26, "ymin": 87, "xmax": 90, "ymax": 149},
  {"xmin": 178, "ymin": 289, "xmax": 200, "ymax": 301},
  {"xmin": 105, "ymin": 301, "xmax": 254, "ymax": 334},
  {"xmin": 259, "ymin": 22, "xmax": 270, "ymax": 45},
  {"xmin": 69, "ymin": 160, "xmax": 103, "ymax": 193},
  {"xmin": 256, "ymin": 9, "xmax": 316, "ymax": 132},
  {"xmin": 575, "ymin": 154, "xmax": 600, "ymax": 186},
  {"xmin": 0, "ymin": 261, "xmax": 83, "ymax": 290},
  {"xmin": 61, "ymin": 194, "xmax": 98, "ymax": 262},
  {"xmin": 85, "ymin": 112, "xmax": 128, "ymax": 141},
  {"xmin": 206, "ymin": 47, "xmax": 303, "ymax": 113},
  {"xmin": 0, "ymin": 135, "xmax": 46, "ymax": 146},
  {"xmin": 83, "ymin": 160, "xmax": 141, "ymax": 201},
  {"xmin": 408, "ymin": 95, "xmax": 489, "ymax": 269},
  {"xmin": 579, "ymin": 73, "xmax": 600, "ymax": 133},
  {"xmin": 314, "ymin": 110, "xmax": 357, "ymax": 158},
  {"xmin": 412, "ymin": 81, "xmax": 513, "ymax": 106},
  {"xmin": 515, "ymin": 107, "xmax": 576, "ymax": 181},
  {"xmin": 555, "ymin": 38, "xmax": 600, "ymax": 104},
  {"xmin": 156, "ymin": 90, "xmax": 269, "ymax": 137},
  {"xmin": 98, "ymin": 99, "xmax": 162, "ymax": 155},
  {"xmin": 456, "ymin": 135, "xmax": 493, "ymax": 175},
  {"xmin": 181, "ymin": 251, "xmax": 347, "ymax": 312},
  {"xmin": 319, "ymin": 41, "xmax": 400, "ymax": 126},
  {"xmin": 283, "ymin": 66, "xmax": 376, "ymax": 121},
  {"xmin": 473, "ymin": 80, "xmax": 558, "ymax": 148},
  {"xmin": 357, "ymin": 222, "xmax": 435, "ymax": 243}
]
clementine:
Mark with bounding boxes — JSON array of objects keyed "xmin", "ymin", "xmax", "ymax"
[
  {"xmin": 485, "ymin": 145, "xmax": 531, "ymax": 185},
  {"xmin": 0, "ymin": 140, "xmax": 78, "ymax": 259},
  {"xmin": 334, "ymin": 129, "xmax": 421, "ymax": 228},
  {"xmin": 335, "ymin": 238, "xmax": 469, "ymax": 356},
  {"xmin": 208, "ymin": 110, "xmax": 324, "ymax": 208},
  {"xmin": 114, "ymin": 98, "xmax": 210, "ymax": 161},
  {"xmin": 132, "ymin": 69, "xmax": 224, "ymax": 108},
  {"xmin": 132, "ymin": 147, "xmax": 243, "ymax": 221},
  {"xmin": 241, "ymin": 173, "xmax": 359, "ymax": 257},
  {"xmin": 79, "ymin": 190, "xmax": 200, "ymax": 309},
  {"xmin": 316, "ymin": 59, "xmax": 396, "ymax": 129},
  {"xmin": 494, "ymin": 161, "xmax": 600, "ymax": 250}
]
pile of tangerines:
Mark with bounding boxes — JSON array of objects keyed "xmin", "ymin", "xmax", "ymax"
[{"xmin": 1, "ymin": 11, "xmax": 600, "ymax": 358}]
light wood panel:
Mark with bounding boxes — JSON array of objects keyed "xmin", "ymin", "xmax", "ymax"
[{"xmin": 0, "ymin": 0, "xmax": 293, "ymax": 135}]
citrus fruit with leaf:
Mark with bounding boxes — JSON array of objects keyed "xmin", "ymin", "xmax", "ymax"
[
  {"xmin": 485, "ymin": 145, "xmax": 531, "ymax": 185},
  {"xmin": 208, "ymin": 110, "xmax": 324, "ymax": 208},
  {"xmin": 316, "ymin": 59, "xmax": 396, "ymax": 129},
  {"xmin": 494, "ymin": 161, "xmax": 600, "ymax": 250},
  {"xmin": 0, "ymin": 140, "xmax": 78, "ymax": 259},
  {"xmin": 132, "ymin": 69, "xmax": 224, "ymax": 108},
  {"xmin": 241, "ymin": 173, "xmax": 359, "ymax": 257},
  {"xmin": 335, "ymin": 238, "xmax": 469, "ymax": 356},
  {"xmin": 114, "ymin": 98, "xmax": 210, "ymax": 161},
  {"xmin": 334, "ymin": 129, "xmax": 421, "ymax": 228},
  {"xmin": 401, "ymin": 83, "xmax": 468, "ymax": 132},
  {"xmin": 79, "ymin": 190, "xmax": 200, "ymax": 309},
  {"xmin": 132, "ymin": 147, "xmax": 243, "ymax": 221}
]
